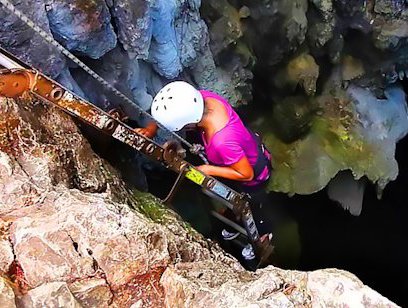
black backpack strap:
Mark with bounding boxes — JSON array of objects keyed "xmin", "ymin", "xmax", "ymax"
[{"xmin": 249, "ymin": 130, "xmax": 272, "ymax": 179}]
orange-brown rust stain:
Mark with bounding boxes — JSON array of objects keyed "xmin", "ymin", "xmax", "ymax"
[
  {"xmin": 59, "ymin": 99, "xmax": 99, "ymax": 117},
  {"xmin": 113, "ymin": 267, "xmax": 166, "ymax": 308},
  {"xmin": 57, "ymin": 99, "xmax": 103, "ymax": 126},
  {"xmin": 7, "ymin": 260, "xmax": 30, "ymax": 295},
  {"xmin": 32, "ymin": 74, "xmax": 101, "ymax": 120},
  {"xmin": 0, "ymin": 95, "xmax": 44, "ymax": 156},
  {"xmin": 0, "ymin": 116, "xmax": 20, "ymax": 155},
  {"xmin": 74, "ymin": 0, "xmax": 98, "ymax": 15},
  {"xmin": 73, "ymin": 0, "xmax": 102, "ymax": 29},
  {"xmin": 0, "ymin": 73, "xmax": 29, "ymax": 98},
  {"xmin": 0, "ymin": 70, "xmax": 104, "ymax": 125}
]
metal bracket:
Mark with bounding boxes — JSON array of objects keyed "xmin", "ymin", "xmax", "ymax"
[
  {"xmin": 255, "ymin": 235, "xmax": 275, "ymax": 268},
  {"xmin": 241, "ymin": 200, "xmax": 274, "ymax": 266},
  {"xmin": 108, "ymin": 107, "xmax": 129, "ymax": 123},
  {"xmin": 162, "ymin": 140, "xmax": 186, "ymax": 163}
]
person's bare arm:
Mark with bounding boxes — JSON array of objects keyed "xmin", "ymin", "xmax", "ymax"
[
  {"xmin": 134, "ymin": 121, "xmax": 158, "ymax": 139},
  {"xmin": 196, "ymin": 156, "xmax": 254, "ymax": 181}
]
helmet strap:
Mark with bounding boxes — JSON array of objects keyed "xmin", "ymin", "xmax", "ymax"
[{"xmin": 183, "ymin": 123, "xmax": 198, "ymax": 131}]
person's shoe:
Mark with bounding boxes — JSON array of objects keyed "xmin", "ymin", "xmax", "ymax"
[
  {"xmin": 221, "ymin": 229, "xmax": 240, "ymax": 241},
  {"xmin": 241, "ymin": 244, "xmax": 256, "ymax": 260},
  {"xmin": 260, "ymin": 232, "xmax": 273, "ymax": 242}
]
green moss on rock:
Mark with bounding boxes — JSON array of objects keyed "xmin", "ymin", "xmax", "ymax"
[
  {"xmin": 129, "ymin": 190, "xmax": 198, "ymax": 236},
  {"xmin": 258, "ymin": 75, "xmax": 404, "ymax": 196},
  {"xmin": 130, "ymin": 190, "xmax": 169, "ymax": 224}
]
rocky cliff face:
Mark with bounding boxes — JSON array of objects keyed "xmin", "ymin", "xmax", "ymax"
[
  {"xmin": 1, "ymin": 0, "xmax": 407, "ymax": 205},
  {"xmin": 0, "ymin": 95, "xmax": 399, "ymax": 307},
  {"xmin": 0, "ymin": 0, "xmax": 251, "ymax": 108}
]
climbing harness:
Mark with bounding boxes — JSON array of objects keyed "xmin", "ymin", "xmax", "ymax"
[
  {"xmin": 0, "ymin": 48, "xmax": 274, "ymax": 266},
  {"xmin": 249, "ymin": 130, "xmax": 272, "ymax": 179},
  {"xmin": 0, "ymin": 0, "xmax": 209, "ymax": 164}
]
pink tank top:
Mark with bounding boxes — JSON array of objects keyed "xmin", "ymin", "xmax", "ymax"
[{"xmin": 199, "ymin": 90, "xmax": 271, "ymax": 186}]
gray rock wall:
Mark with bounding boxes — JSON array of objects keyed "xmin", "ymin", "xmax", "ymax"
[{"xmin": 0, "ymin": 0, "xmax": 248, "ymax": 108}]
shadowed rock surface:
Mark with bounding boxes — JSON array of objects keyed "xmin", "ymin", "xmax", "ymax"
[
  {"xmin": 0, "ymin": 0, "xmax": 66, "ymax": 77},
  {"xmin": 45, "ymin": 0, "xmax": 117, "ymax": 59}
]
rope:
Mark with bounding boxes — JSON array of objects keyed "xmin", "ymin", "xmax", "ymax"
[{"xmin": 0, "ymin": 0, "xmax": 208, "ymax": 164}]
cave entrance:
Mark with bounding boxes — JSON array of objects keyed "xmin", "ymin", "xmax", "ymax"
[{"xmin": 244, "ymin": 55, "xmax": 408, "ymax": 307}]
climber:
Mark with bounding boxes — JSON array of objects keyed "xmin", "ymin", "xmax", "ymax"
[{"xmin": 135, "ymin": 81, "xmax": 272, "ymax": 260}]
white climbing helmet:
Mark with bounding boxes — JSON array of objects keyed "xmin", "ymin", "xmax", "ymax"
[{"xmin": 151, "ymin": 81, "xmax": 204, "ymax": 132}]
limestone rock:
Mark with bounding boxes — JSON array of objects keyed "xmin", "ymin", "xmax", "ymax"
[
  {"xmin": 146, "ymin": 0, "xmax": 208, "ymax": 79},
  {"xmin": 56, "ymin": 68, "xmax": 87, "ymax": 99},
  {"xmin": 0, "ymin": 96, "xmax": 118, "ymax": 199},
  {"xmin": 44, "ymin": 0, "xmax": 117, "ymax": 59},
  {"xmin": 199, "ymin": 0, "xmax": 310, "ymax": 104},
  {"xmin": 0, "ymin": 0, "xmax": 66, "ymax": 77},
  {"xmin": 202, "ymin": 0, "xmax": 245, "ymax": 56},
  {"xmin": 261, "ymin": 71, "xmax": 408, "ymax": 195},
  {"xmin": 327, "ymin": 171, "xmax": 366, "ymax": 216},
  {"xmin": 269, "ymin": 95, "xmax": 316, "ymax": 143},
  {"xmin": 161, "ymin": 262, "xmax": 398, "ymax": 307},
  {"xmin": 191, "ymin": 44, "xmax": 254, "ymax": 106},
  {"xmin": 374, "ymin": 0, "xmax": 408, "ymax": 16},
  {"xmin": 0, "ymin": 277, "xmax": 16, "ymax": 308},
  {"xmin": 274, "ymin": 53, "xmax": 320, "ymax": 96},
  {"xmin": 240, "ymin": 0, "xmax": 308, "ymax": 67},
  {"xmin": 0, "ymin": 0, "xmax": 248, "ymax": 109},
  {"xmin": 373, "ymin": 19, "xmax": 408, "ymax": 50},
  {"xmin": 72, "ymin": 47, "xmax": 160, "ymax": 114},
  {"xmin": 308, "ymin": 269, "xmax": 397, "ymax": 307},
  {"xmin": 68, "ymin": 278, "xmax": 113, "ymax": 307},
  {"xmin": 341, "ymin": 55, "xmax": 365, "ymax": 81},
  {"xmin": 18, "ymin": 282, "xmax": 82, "ymax": 308},
  {"xmin": 110, "ymin": 0, "xmax": 152, "ymax": 59},
  {"xmin": 0, "ymin": 237, "xmax": 14, "ymax": 274}
]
